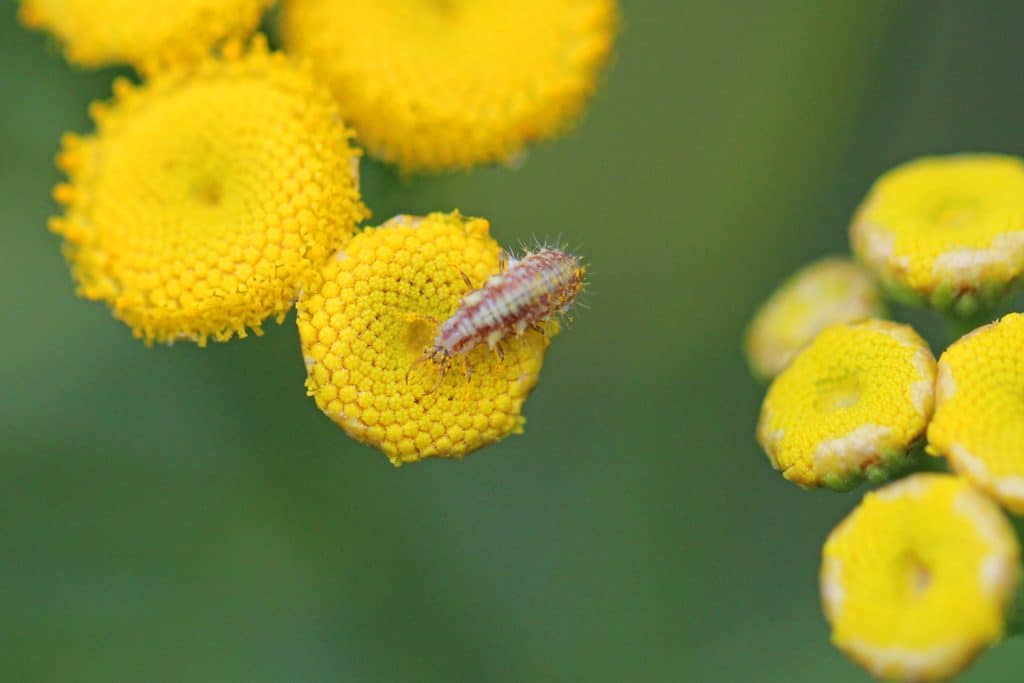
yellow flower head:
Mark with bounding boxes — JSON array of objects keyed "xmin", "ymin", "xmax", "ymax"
[
  {"xmin": 19, "ymin": 0, "xmax": 273, "ymax": 72},
  {"xmin": 757, "ymin": 320, "xmax": 936, "ymax": 490},
  {"xmin": 50, "ymin": 38, "xmax": 368, "ymax": 345},
  {"xmin": 296, "ymin": 212, "xmax": 553, "ymax": 465},
  {"xmin": 745, "ymin": 257, "xmax": 885, "ymax": 380},
  {"xmin": 928, "ymin": 312, "xmax": 1024, "ymax": 512},
  {"xmin": 280, "ymin": 0, "xmax": 618, "ymax": 172},
  {"xmin": 851, "ymin": 155, "xmax": 1024, "ymax": 314},
  {"xmin": 821, "ymin": 474, "xmax": 1020, "ymax": 683}
]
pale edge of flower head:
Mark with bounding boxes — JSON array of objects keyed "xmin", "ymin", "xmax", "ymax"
[
  {"xmin": 757, "ymin": 319, "xmax": 936, "ymax": 491},
  {"xmin": 850, "ymin": 154, "xmax": 1024, "ymax": 317},
  {"xmin": 821, "ymin": 473, "xmax": 1020, "ymax": 682}
]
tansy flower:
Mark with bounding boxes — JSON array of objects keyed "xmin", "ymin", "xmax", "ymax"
[
  {"xmin": 851, "ymin": 155, "xmax": 1024, "ymax": 315},
  {"xmin": 928, "ymin": 312, "xmax": 1024, "ymax": 513},
  {"xmin": 279, "ymin": 0, "xmax": 619, "ymax": 172},
  {"xmin": 821, "ymin": 474, "xmax": 1020, "ymax": 682},
  {"xmin": 757, "ymin": 320, "xmax": 935, "ymax": 490},
  {"xmin": 296, "ymin": 211, "xmax": 553, "ymax": 465},
  {"xmin": 745, "ymin": 257, "xmax": 885, "ymax": 381},
  {"xmin": 19, "ymin": 0, "xmax": 273, "ymax": 72},
  {"xmin": 50, "ymin": 38, "xmax": 368, "ymax": 345}
]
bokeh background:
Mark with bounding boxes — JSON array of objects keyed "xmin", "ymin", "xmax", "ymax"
[{"xmin": 3, "ymin": 1, "xmax": 1024, "ymax": 680}]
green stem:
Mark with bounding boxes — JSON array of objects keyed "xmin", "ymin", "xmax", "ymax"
[{"xmin": 1006, "ymin": 579, "xmax": 1024, "ymax": 637}]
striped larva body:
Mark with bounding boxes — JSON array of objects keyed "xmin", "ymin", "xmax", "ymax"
[{"xmin": 415, "ymin": 248, "xmax": 585, "ymax": 388}]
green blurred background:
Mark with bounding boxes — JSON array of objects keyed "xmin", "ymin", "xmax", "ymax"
[{"xmin": 3, "ymin": 1, "xmax": 1023, "ymax": 680}]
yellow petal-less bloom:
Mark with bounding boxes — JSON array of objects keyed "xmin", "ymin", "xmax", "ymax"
[
  {"xmin": 50, "ymin": 38, "xmax": 368, "ymax": 345},
  {"xmin": 851, "ymin": 155, "xmax": 1024, "ymax": 314},
  {"xmin": 757, "ymin": 320, "xmax": 935, "ymax": 490},
  {"xmin": 19, "ymin": 0, "xmax": 273, "ymax": 72},
  {"xmin": 745, "ymin": 257, "xmax": 885, "ymax": 380},
  {"xmin": 821, "ymin": 474, "xmax": 1020, "ymax": 683},
  {"xmin": 928, "ymin": 312, "xmax": 1024, "ymax": 513},
  {"xmin": 280, "ymin": 0, "xmax": 618, "ymax": 172},
  {"xmin": 297, "ymin": 212, "xmax": 553, "ymax": 465}
]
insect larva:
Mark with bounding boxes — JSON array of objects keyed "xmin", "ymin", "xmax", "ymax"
[{"xmin": 413, "ymin": 247, "xmax": 586, "ymax": 390}]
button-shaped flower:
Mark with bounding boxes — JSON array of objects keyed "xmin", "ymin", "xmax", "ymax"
[
  {"xmin": 821, "ymin": 474, "xmax": 1020, "ymax": 682},
  {"xmin": 928, "ymin": 312, "xmax": 1024, "ymax": 512},
  {"xmin": 297, "ymin": 212, "xmax": 553, "ymax": 465},
  {"xmin": 19, "ymin": 0, "xmax": 273, "ymax": 72},
  {"xmin": 757, "ymin": 320, "xmax": 936, "ymax": 490},
  {"xmin": 280, "ymin": 0, "xmax": 619, "ymax": 172},
  {"xmin": 745, "ymin": 257, "xmax": 885, "ymax": 381},
  {"xmin": 851, "ymin": 155, "xmax": 1024, "ymax": 314},
  {"xmin": 49, "ymin": 38, "xmax": 368, "ymax": 345}
]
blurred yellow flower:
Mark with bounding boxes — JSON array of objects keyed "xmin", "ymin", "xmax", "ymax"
[
  {"xmin": 757, "ymin": 320, "xmax": 935, "ymax": 490},
  {"xmin": 297, "ymin": 212, "xmax": 553, "ymax": 465},
  {"xmin": 851, "ymin": 155, "xmax": 1024, "ymax": 314},
  {"xmin": 821, "ymin": 474, "xmax": 1019, "ymax": 683},
  {"xmin": 280, "ymin": 0, "xmax": 618, "ymax": 172},
  {"xmin": 50, "ymin": 38, "xmax": 368, "ymax": 345},
  {"xmin": 745, "ymin": 257, "xmax": 885, "ymax": 380},
  {"xmin": 19, "ymin": 0, "xmax": 273, "ymax": 71},
  {"xmin": 928, "ymin": 312, "xmax": 1024, "ymax": 512}
]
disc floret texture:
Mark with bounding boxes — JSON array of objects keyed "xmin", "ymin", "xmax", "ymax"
[
  {"xmin": 851, "ymin": 155, "xmax": 1024, "ymax": 313},
  {"xmin": 821, "ymin": 474, "xmax": 1020, "ymax": 683},
  {"xmin": 927, "ymin": 312, "xmax": 1024, "ymax": 512},
  {"xmin": 19, "ymin": 0, "xmax": 273, "ymax": 71},
  {"xmin": 297, "ymin": 212, "xmax": 554, "ymax": 465},
  {"xmin": 745, "ymin": 257, "xmax": 885, "ymax": 380},
  {"xmin": 280, "ymin": 0, "xmax": 618, "ymax": 172},
  {"xmin": 49, "ymin": 38, "xmax": 368, "ymax": 345},
  {"xmin": 757, "ymin": 320, "xmax": 936, "ymax": 490}
]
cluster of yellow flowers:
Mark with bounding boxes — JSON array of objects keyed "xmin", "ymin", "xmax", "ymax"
[
  {"xmin": 23, "ymin": 1, "xmax": 618, "ymax": 463},
  {"xmin": 747, "ymin": 155, "xmax": 1024, "ymax": 681}
]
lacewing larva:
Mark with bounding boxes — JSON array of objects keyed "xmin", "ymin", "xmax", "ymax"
[{"xmin": 412, "ymin": 247, "xmax": 586, "ymax": 390}]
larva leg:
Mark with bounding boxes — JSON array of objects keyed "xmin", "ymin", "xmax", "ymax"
[
  {"xmin": 498, "ymin": 251, "xmax": 508, "ymax": 274},
  {"xmin": 529, "ymin": 323, "xmax": 546, "ymax": 337},
  {"xmin": 459, "ymin": 270, "xmax": 473, "ymax": 291}
]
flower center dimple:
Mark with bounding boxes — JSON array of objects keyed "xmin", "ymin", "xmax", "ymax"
[
  {"xmin": 404, "ymin": 315, "xmax": 437, "ymax": 356},
  {"xmin": 814, "ymin": 372, "xmax": 862, "ymax": 412},
  {"xmin": 928, "ymin": 197, "xmax": 981, "ymax": 230},
  {"xmin": 903, "ymin": 552, "xmax": 932, "ymax": 598},
  {"xmin": 191, "ymin": 177, "xmax": 224, "ymax": 206}
]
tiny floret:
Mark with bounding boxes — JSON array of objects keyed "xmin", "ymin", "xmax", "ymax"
[
  {"xmin": 280, "ymin": 0, "xmax": 619, "ymax": 172},
  {"xmin": 745, "ymin": 257, "xmax": 885, "ymax": 380},
  {"xmin": 928, "ymin": 312, "xmax": 1024, "ymax": 512},
  {"xmin": 50, "ymin": 38, "xmax": 368, "ymax": 345},
  {"xmin": 851, "ymin": 155, "xmax": 1024, "ymax": 313},
  {"xmin": 19, "ymin": 0, "xmax": 273, "ymax": 71},
  {"xmin": 297, "ymin": 212, "xmax": 559, "ymax": 465},
  {"xmin": 757, "ymin": 320, "xmax": 936, "ymax": 490},
  {"xmin": 821, "ymin": 473, "xmax": 1020, "ymax": 682}
]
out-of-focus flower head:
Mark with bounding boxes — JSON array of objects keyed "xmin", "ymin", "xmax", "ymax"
[
  {"xmin": 928, "ymin": 312, "xmax": 1024, "ymax": 512},
  {"xmin": 822, "ymin": 473, "xmax": 1020, "ymax": 682},
  {"xmin": 851, "ymin": 155, "xmax": 1024, "ymax": 316},
  {"xmin": 296, "ymin": 212, "xmax": 553, "ymax": 465},
  {"xmin": 50, "ymin": 37, "xmax": 368, "ymax": 345},
  {"xmin": 757, "ymin": 319, "xmax": 935, "ymax": 490},
  {"xmin": 745, "ymin": 257, "xmax": 885, "ymax": 381},
  {"xmin": 280, "ymin": 0, "xmax": 619, "ymax": 172},
  {"xmin": 19, "ymin": 0, "xmax": 273, "ymax": 72}
]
